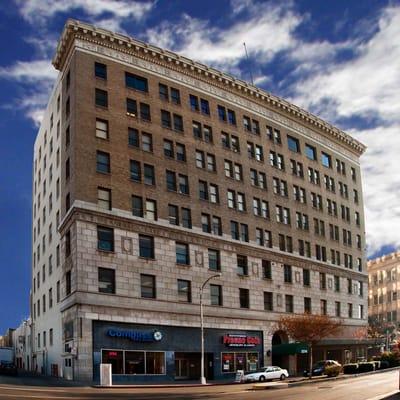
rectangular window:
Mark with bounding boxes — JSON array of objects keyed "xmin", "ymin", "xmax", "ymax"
[
  {"xmin": 182, "ymin": 208, "xmax": 192, "ymax": 228},
  {"xmin": 141, "ymin": 274, "xmax": 156, "ymax": 298},
  {"xmin": 304, "ymin": 297, "xmax": 312, "ymax": 313},
  {"xmin": 161, "ymin": 110, "xmax": 171, "ymax": 128},
  {"xmin": 284, "ymin": 264, "xmax": 292, "ymax": 283},
  {"xmin": 128, "ymin": 129, "xmax": 138, "ymax": 147},
  {"xmin": 132, "ymin": 195, "xmax": 143, "ymax": 217},
  {"xmin": 208, "ymin": 249, "xmax": 220, "ymax": 271},
  {"xmin": 130, "ymin": 160, "xmax": 141, "ymax": 182},
  {"xmin": 140, "ymin": 103, "xmax": 151, "ymax": 121},
  {"xmin": 262, "ymin": 260, "xmax": 272, "ymax": 279},
  {"xmin": 143, "ymin": 164, "xmax": 155, "ymax": 185},
  {"xmin": 171, "ymin": 88, "xmax": 180, "ymax": 104},
  {"xmin": 303, "ymin": 269, "xmax": 310, "ymax": 286},
  {"xmin": 176, "ymin": 242, "xmax": 190, "ymax": 265},
  {"xmin": 285, "ymin": 295, "xmax": 294, "ymax": 313},
  {"xmin": 237, "ymin": 255, "xmax": 248, "ymax": 276},
  {"xmin": 66, "ymin": 270, "xmax": 71, "ymax": 295},
  {"xmin": 239, "ymin": 288, "xmax": 250, "ymax": 309},
  {"xmin": 177, "ymin": 279, "xmax": 191, "ymax": 303},
  {"xmin": 139, "ymin": 235, "xmax": 154, "ymax": 259},
  {"xmin": 126, "ymin": 98, "xmax": 137, "ymax": 115},
  {"xmin": 166, "ymin": 170, "xmax": 177, "ymax": 191},
  {"xmin": 95, "ymin": 88, "xmax": 108, "ymax": 107},
  {"xmin": 98, "ymin": 268, "xmax": 115, "ymax": 294},
  {"xmin": 97, "ymin": 226, "xmax": 114, "ymax": 251},
  {"xmin": 96, "ymin": 151, "xmax": 110, "ymax": 173},
  {"xmin": 98, "ymin": 187, "xmax": 111, "ymax": 210},
  {"xmin": 305, "ymin": 144, "xmax": 316, "ymax": 160},
  {"xmin": 264, "ymin": 292, "xmax": 273, "ymax": 311},
  {"xmin": 96, "ymin": 119, "xmax": 108, "ymax": 139},
  {"xmin": 95, "ymin": 62, "xmax": 107, "ymax": 79},
  {"xmin": 287, "ymin": 135, "xmax": 300, "ymax": 152},
  {"xmin": 145, "ymin": 199, "xmax": 157, "ymax": 221},
  {"xmin": 210, "ymin": 284, "xmax": 223, "ymax": 306},
  {"xmin": 321, "ymin": 152, "xmax": 332, "ymax": 168},
  {"xmin": 159, "ymin": 83, "xmax": 168, "ymax": 100},
  {"xmin": 125, "ymin": 72, "xmax": 148, "ymax": 92},
  {"xmin": 168, "ymin": 205, "xmax": 179, "ymax": 225}
]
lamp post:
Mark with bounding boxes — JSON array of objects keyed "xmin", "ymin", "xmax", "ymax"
[{"xmin": 200, "ymin": 273, "xmax": 221, "ymax": 385}]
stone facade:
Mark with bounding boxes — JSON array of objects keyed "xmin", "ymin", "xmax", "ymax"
[{"xmin": 29, "ymin": 19, "xmax": 368, "ymax": 381}]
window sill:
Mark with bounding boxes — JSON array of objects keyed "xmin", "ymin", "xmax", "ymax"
[
  {"xmin": 97, "ymin": 248, "xmax": 115, "ymax": 254},
  {"xmin": 176, "ymin": 263, "xmax": 191, "ymax": 267},
  {"xmin": 139, "ymin": 257, "xmax": 156, "ymax": 261},
  {"xmin": 237, "ymin": 273, "xmax": 249, "ymax": 278}
]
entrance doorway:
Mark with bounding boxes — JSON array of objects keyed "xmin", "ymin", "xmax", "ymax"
[
  {"xmin": 174, "ymin": 352, "xmax": 213, "ymax": 380},
  {"xmin": 271, "ymin": 331, "xmax": 289, "ymax": 370}
]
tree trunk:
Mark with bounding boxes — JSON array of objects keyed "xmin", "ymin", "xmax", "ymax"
[{"xmin": 309, "ymin": 344, "xmax": 313, "ymax": 379}]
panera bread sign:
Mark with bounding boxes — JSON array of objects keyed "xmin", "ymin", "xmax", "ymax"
[{"xmin": 222, "ymin": 334, "xmax": 261, "ymax": 347}]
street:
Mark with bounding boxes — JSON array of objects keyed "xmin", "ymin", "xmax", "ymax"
[{"xmin": 0, "ymin": 370, "xmax": 400, "ymax": 400}]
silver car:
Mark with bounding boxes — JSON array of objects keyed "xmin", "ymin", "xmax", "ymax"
[{"xmin": 244, "ymin": 366, "xmax": 289, "ymax": 382}]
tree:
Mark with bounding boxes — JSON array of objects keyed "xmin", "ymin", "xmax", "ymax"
[{"xmin": 276, "ymin": 313, "xmax": 342, "ymax": 379}]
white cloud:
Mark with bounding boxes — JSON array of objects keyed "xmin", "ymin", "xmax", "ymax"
[
  {"xmin": 145, "ymin": 2, "xmax": 302, "ymax": 71},
  {"xmin": 16, "ymin": 0, "xmax": 155, "ymax": 31},
  {"xmin": 0, "ymin": 60, "xmax": 56, "ymax": 82}
]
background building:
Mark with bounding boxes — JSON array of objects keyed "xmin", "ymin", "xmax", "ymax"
[
  {"xmin": 368, "ymin": 251, "xmax": 400, "ymax": 346},
  {"xmin": 30, "ymin": 19, "xmax": 368, "ymax": 382}
]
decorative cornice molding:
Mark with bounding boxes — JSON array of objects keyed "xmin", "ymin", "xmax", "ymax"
[{"xmin": 52, "ymin": 19, "xmax": 366, "ymax": 157}]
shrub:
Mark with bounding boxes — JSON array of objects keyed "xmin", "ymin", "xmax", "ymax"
[
  {"xmin": 379, "ymin": 360, "xmax": 390, "ymax": 369},
  {"xmin": 325, "ymin": 365, "xmax": 341, "ymax": 377},
  {"xmin": 358, "ymin": 362, "xmax": 375, "ymax": 373},
  {"xmin": 381, "ymin": 351, "xmax": 400, "ymax": 368},
  {"xmin": 343, "ymin": 363, "xmax": 358, "ymax": 374}
]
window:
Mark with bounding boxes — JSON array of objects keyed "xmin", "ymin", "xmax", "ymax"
[
  {"xmin": 141, "ymin": 274, "xmax": 156, "ymax": 298},
  {"xmin": 193, "ymin": 121, "xmax": 213, "ymax": 142},
  {"xmin": 166, "ymin": 170, "xmax": 176, "ymax": 191},
  {"xmin": 132, "ymin": 195, "xmax": 143, "ymax": 217},
  {"xmin": 321, "ymin": 152, "xmax": 332, "ymax": 168},
  {"xmin": 159, "ymin": 83, "xmax": 168, "ymax": 101},
  {"xmin": 270, "ymin": 151, "xmax": 285, "ymax": 170},
  {"xmin": 95, "ymin": 88, "xmax": 108, "ymax": 107},
  {"xmin": 201, "ymin": 213, "xmax": 210, "ymax": 232},
  {"xmin": 126, "ymin": 98, "xmax": 137, "ymax": 115},
  {"xmin": 96, "ymin": 151, "xmax": 110, "ymax": 173},
  {"xmin": 66, "ymin": 270, "xmax": 71, "ymax": 295},
  {"xmin": 305, "ymin": 144, "xmax": 317, "ymax": 160},
  {"xmin": 262, "ymin": 260, "xmax": 272, "ymax": 280},
  {"xmin": 221, "ymin": 132, "xmax": 240, "ymax": 152},
  {"xmin": 304, "ymin": 297, "xmax": 312, "ymax": 313},
  {"xmin": 56, "ymin": 281, "xmax": 60, "ymax": 302},
  {"xmin": 348, "ymin": 303, "xmax": 353, "ymax": 318},
  {"xmin": 130, "ymin": 160, "xmax": 141, "ymax": 182},
  {"xmin": 250, "ymin": 169, "xmax": 267, "ymax": 189},
  {"xmin": 96, "ymin": 119, "xmax": 108, "ymax": 139},
  {"xmin": 125, "ymin": 72, "xmax": 148, "ymax": 92},
  {"xmin": 168, "ymin": 205, "xmax": 179, "ymax": 225},
  {"xmin": 171, "ymin": 88, "xmax": 180, "ymax": 104},
  {"xmin": 208, "ymin": 249, "xmax": 220, "ymax": 271},
  {"xmin": 98, "ymin": 226, "xmax": 114, "ymax": 252},
  {"xmin": 303, "ymin": 269, "xmax": 310, "ymax": 286},
  {"xmin": 201, "ymin": 99, "xmax": 210, "ymax": 115},
  {"xmin": 139, "ymin": 235, "xmax": 154, "ymax": 259},
  {"xmin": 285, "ymin": 295, "xmax": 294, "ymax": 313},
  {"xmin": 49, "ymin": 328, "xmax": 53, "ymax": 346},
  {"xmin": 237, "ymin": 255, "xmax": 248, "ymax": 276},
  {"xmin": 287, "ymin": 135, "xmax": 300, "ymax": 152},
  {"xmin": 218, "ymin": 105, "xmax": 227, "ymax": 121},
  {"xmin": 144, "ymin": 164, "xmax": 155, "ymax": 185},
  {"xmin": 140, "ymin": 103, "xmax": 151, "ymax": 121},
  {"xmin": 264, "ymin": 292, "xmax": 273, "ymax": 311},
  {"xmin": 98, "ymin": 268, "xmax": 115, "ymax": 294},
  {"xmin": 266, "ymin": 126, "xmax": 281, "ymax": 143},
  {"xmin": 142, "ymin": 133, "xmax": 152, "ymax": 152},
  {"xmin": 284, "ymin": 264, "xmax": 292, "ymax": 283},
  {"xmin": 177, "ymin": 280, "xmax": 191, "ymax": 302},
  {"xmin": 145, "ymin": 199, "xmax": 157, "ymax": 221},
  {"xmin": 95, "ymin": 62, "xmax": 107, "ymax": 79},
  {"xmin": 320, "ymin": 272, "xmax": 327, "ymax": 290},
  {"xmin": 98, "ymin": 187, "xmax": 111, "ymax": 210},
  {"xmin": 129, "ymin": 128, "xmax": 139, "ymax": 147},
  {"xmin": 176, "ymin": 242, "xmax": 190, "ymax": 265},
  {"xmin": 210, "ymin": 284, "xmax": 223, "ymax": 306},
  {"xmin": 190, "ymin": 95, "xmax": 199, "ymax": 111},
  {"xmin": 334, "ymin": 276, "xmax": 340, "ymax": 292},
  {"xmin": 239, "ymin": 288, "xmax": 250, "ymax": 309},
  {"xmin": 212, "ymin": 216, "xmax": 222, "ymax": 236},
  {"xmin": 161, "ymin": 110, "xmax": 171, "ymax": 128},
  {"xmin": 335, "ymin": 302, "xmax": 341, "ymax": 317},
  {"xmin": 178, "ymin": 174, "xmax": 189, "ymax": 194},
  {"xmin": 291, "ymin": 159, "xmax": 304, "ymax": 177}
]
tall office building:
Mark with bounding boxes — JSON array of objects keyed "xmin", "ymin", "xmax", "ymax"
[{"xmin": 30, "ymin": 19, "xmax": 368, "ymax": 382}]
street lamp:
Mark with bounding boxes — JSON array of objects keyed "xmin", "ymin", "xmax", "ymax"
[{"xmin": 200, "ymin": 273, "xmax": 221, "ymax": 385}]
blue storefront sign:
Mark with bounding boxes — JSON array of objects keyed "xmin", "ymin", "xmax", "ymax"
[{"xmin": 107, "ymin": 329, "xmax": 163, "ymax": 342}]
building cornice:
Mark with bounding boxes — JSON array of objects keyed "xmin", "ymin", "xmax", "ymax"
[{"xmin": 53, "ymin": 19, "xmax": 366, "ymax": 157}]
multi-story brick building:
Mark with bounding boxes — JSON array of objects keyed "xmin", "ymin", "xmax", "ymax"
[
  {"xmin": 368, "ymin": 252, "xmax": 400, "ymax": 331},
  {"xmin": 30, "ymin": 19, "xmax": 368, "ymax": 382}
]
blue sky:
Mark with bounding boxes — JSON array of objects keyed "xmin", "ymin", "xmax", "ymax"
[{"xmin": 0, "ymin": 0, "xmax": 399, "ymax": 333}]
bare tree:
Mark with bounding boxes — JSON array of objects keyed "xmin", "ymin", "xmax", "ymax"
[{"xmin": 276, "ymin": 313, "xmax": 342, "ymax": 379}]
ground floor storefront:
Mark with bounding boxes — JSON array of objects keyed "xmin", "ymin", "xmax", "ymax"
[{"xmin": 92, "ymin": 321, "xmax": 264, "ymax": 383}]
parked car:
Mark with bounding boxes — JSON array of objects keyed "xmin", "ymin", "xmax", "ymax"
[
  {"xmin": 303, "ymin": 360, "xmax": 342, "ymax": 377},
  {"xmin": 0, "ymin": 361, "xmax": 17, "ymax": 376},
  {"xmin": 244, "ymin": 366, "xmax": 289, "ymax": 382}
]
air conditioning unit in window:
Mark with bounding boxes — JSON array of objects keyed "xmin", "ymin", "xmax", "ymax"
[{"xmin": 126, "ymin": 112, "xmax": 136, "ymax": 117}]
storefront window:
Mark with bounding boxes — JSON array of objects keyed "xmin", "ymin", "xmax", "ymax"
[
  {"xmin": 102, "ymin": 350, "xmax": 123, "ymax": 374},
  {"xmin": 221, "ymin": 352, "xmax": 259, "ymax": 373},
  {"xmin": 146, "ymin": 352, "xmax": 165, "ymax": 374},
  {"xmin": 235, "ymin": 353, "xmax": 246, "ymax": 371},
  {"xmin": 222, "ymin": 353, "xmax": 235, "ymax": 373},
  {"xmin": 247, "ymin": 353, "xmax": 259, "ymax": 372},
  {"xmin": 125, "ymin": 351, "xmax": 145, "ymax": 374}
]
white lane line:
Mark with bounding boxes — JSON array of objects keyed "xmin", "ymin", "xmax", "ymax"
[
  {"xmin": 0, "ymin": 394, "xmax": 90, "ymax": 399},
  {"xmin": 0, "ymin": 386, "xmax": 83, "ymax": 393}
]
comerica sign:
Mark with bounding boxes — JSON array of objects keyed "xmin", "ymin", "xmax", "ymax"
[
  {"xmin": 107, "ymin": 329, "xmax": 163, "ymax": 342},
  {"xmin": 222, "ymin": 334, "xmax": 261, "ymax": 347}
]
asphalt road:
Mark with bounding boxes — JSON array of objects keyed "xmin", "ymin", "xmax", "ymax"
[{"xmin": 0, "ymin": 370, "xmax": 400, "ymax": 400}]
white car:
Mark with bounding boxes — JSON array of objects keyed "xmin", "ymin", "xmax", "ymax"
[{"xmin": 244, "ymin": 366, "xmax": 289, "ymax": 382}]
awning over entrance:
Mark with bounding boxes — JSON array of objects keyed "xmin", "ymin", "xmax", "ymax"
[{"xmin": 272, "ymin": 342, "xmax": 309, "ymax": 356}]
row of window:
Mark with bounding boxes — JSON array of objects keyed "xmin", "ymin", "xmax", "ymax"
[
  {"xmin": 371, "ymin": 291, "xmax": 399, "ymax": 305},
  {"xmin": 32, "ymin": 280, "xmax": 60, "ymax": 320},
  {"xmin": 36, "ymin": 328, "xmax": 54, "ymax": 349},
  {"xmin": 95, "ymin": 266, "xmax": 364, "ymax": 318},
  {"xmin": 92, "ymin": 61, "xmax": 358, "ymax": 181}
]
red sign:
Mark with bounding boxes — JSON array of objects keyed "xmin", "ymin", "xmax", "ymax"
[{"xmin": 222, "ymin": 334, "xmax": 261, "ymax": 347}]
